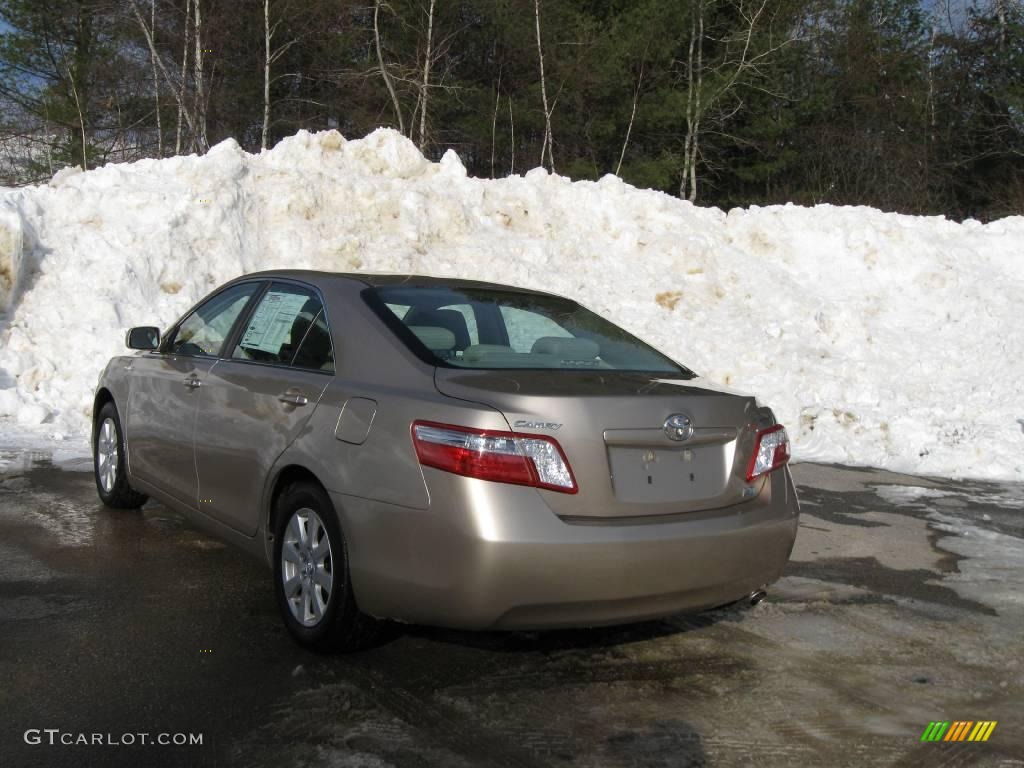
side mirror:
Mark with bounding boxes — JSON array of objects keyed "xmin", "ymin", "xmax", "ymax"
[{"xmin": 126, "ymin": 326, "xmax": 161, "ymax": 351}]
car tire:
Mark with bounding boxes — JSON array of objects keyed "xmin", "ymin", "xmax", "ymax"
[
  {"xmin": 93, "ymin": 401, "xmax": 149, "ymax": 509},
  {"xmin": 273, "ymin": 482, "xmax": 379, "ymax": 652}
]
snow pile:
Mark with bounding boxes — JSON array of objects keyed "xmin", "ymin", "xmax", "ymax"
[{"xmin": 0, "ymin": 128, "xmax": 1022, "ymax": 480}]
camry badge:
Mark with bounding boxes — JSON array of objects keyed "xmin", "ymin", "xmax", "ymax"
[
  {"xmin": 664, "ymin": 414, "xmax": 694, "ymax": 442},
  {"xmin": 514, "ymin": 420, "xmax": 562, "ymax": 431}
]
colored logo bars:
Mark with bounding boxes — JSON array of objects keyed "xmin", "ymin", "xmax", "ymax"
[{"xmin": 921, "ymin": 721, "xmax": 997, "ymax": 742}]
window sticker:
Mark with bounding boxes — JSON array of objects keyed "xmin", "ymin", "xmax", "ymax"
[{"xmin": 239, "ymin": 291, "xmax": 310, "ymax": 355}]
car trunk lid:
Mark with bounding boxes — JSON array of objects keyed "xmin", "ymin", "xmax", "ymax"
[{"xmin": 433, "ymin": 369, "xmax": 769, "ymax": 519}]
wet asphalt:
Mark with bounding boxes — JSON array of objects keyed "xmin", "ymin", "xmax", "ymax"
[{"xmin": 0, "ymin": 451, "xmax": 1021, "ymax": 768}]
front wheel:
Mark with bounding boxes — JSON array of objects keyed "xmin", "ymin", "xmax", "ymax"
[
  {"xmin": 273, "ymin": 482, "xmax": 379, "ymax": 652},
  {"xmin": 93, "ymin": 401, "xmax": 148, "ymax": 509}
]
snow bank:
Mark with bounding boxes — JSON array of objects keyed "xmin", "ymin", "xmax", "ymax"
[
  {"xmin": 0, "ymin": 129, "xmax": 1021, "ymax": 480},
  {"xmin": 0, "ymin": 201, "xmax": 23, "ymax": 312}
]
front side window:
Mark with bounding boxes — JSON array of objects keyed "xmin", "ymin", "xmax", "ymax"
[
  {"xmin": 232, "ymin": 283, "xmax": 334, "ymax": 371},
  {"xmin": 169, "ymin": 282, "xmax": 260, "ymax": 357},
  {"xmin": 366, "ymin": 285, "xmax": 694, "ymax": 376}
]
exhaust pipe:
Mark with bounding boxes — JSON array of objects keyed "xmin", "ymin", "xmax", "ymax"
[{"xmin": 749, "ymin": 589, "xmax": 767, "ymax": 606}]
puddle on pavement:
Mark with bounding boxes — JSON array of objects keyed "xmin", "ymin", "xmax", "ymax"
[
  {"xmin": 0, "ymin": 490, "xmax": 99, "ymax": 547},
  {"xmin": 0, "ymin": 543, "xmax": 61, "ymax": 582},
  {"xmin": 0, "ymin": 450, "xmax": 99, "ymax": 546},
  {"xmin": 0, "ymin": 447, "xmax": 92, "ymax": 474},
  {"xmin": 0, "ymin": 594, "xmax": 91, "ymax": 621},
  {"xmin": 0, "ymin": 448, "xmax": 54, "ymax": 472}
]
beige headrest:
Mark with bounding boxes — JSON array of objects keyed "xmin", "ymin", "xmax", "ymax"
[
  {"xmin": 531, "ymin": 336, "xmax": 599, "ymax": 360},
  {"xmin": 409, "ymin": 325, "xmax": 456, "ymax": 351}
]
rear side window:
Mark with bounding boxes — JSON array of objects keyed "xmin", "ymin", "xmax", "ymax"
[
  {"xmin": 291, "ymin": 312, "xmax": 335, "ymax": 372},
  {"xmin": 232, "ymin": 283, "xmax": 334, "ymax": 371},
  {"xmin": 365, "ymin": 285, "xmax": 694, "ymax": 376},
  {"xmin": 169, "ymin": 282, "xmax": 260, "ymax": 357}
]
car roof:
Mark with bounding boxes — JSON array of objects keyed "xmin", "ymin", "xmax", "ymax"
[{"xmin": 243, "ymin": 270, "xmax": 557, "ymax": 296}]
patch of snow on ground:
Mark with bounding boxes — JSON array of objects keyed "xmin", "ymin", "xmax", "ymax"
[
  {"xmin": 928, "ymin": 512, "xmax": 1024, "ymax": 617},
  {"xmin": 0, "ymin": 129, "xmax": 1022, "ymax": 480},
  {"xmin": 873, "ymin": 485, "xmax": 953, "ymax": 505}
]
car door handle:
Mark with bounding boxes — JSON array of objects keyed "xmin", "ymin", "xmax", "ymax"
[
  {"xmin": 183, "ymin": 375, "xmax": 201, "ymax": 390},
  {"xmin": 278, "ymin": 390, "xmax": 308, "ymax": 406}
]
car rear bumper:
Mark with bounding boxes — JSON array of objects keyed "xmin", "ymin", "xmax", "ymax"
[{"xmin": 332, "ymin": 467, "xmax": 799, "ymax": 630}]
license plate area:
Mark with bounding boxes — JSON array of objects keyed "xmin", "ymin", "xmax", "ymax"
[{"xmin": 608, "ymin": 444, "xmax": 728, "ymax": 504}]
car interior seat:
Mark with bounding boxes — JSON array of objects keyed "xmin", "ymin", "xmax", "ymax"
[
  {"xmin": 403, "ymin": 308, "xmax": 471, "ymax": 351},
  {"xmin": 530, "ymin": 337, "xmax": 601, "ymax": 362},
  {"xmin": 408, "ymin": 326, "xmax": 457, "ymax": 358}
]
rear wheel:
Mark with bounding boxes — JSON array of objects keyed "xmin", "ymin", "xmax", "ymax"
[
  {"xmin": 93, "ymin": 401, "xmax": 148, "ymax": 509},
  {"xmin": 273, "ymin": 482, "xmax": 379, "ymax": 652}
]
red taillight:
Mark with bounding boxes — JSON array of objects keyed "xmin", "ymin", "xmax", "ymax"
[
  {"xmin": 745, "ymin": 424, "xmax": 791, "ymax": 482},
  {"xmin": 411, "ymin": 420, "xmax": 578, "ymax": 494}
]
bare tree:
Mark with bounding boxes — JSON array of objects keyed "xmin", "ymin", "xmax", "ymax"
[
  {"xmin": 150, "ymin": 0, "xmax": 162, "ymax": 156},
  {"xmin": 491, "ymin": 67, "xmax": 502, "ymax": 177},
  {"xmin": 417, "ymin": 0, "xmax": 437, "ymax": 149},
  {"xmin": 680, "ymin": 0, "xmax": 704, "ymax": 200},
  {"xmin": 616, "ymin": 59, "xmax": 645, "ymax": 176},
  {"xmin": 509, "ymin": 95, "xmax": 515, "ymax": 174},
  {"xmin": 193, "ymin": 0, "xmax": 208, "ymax": 151},
  {"xmin": 994, "ymin": 0, "xmax": 1009, "ymax": 50},
  {"xmin": 55, "ymin": 41, "xmax": 88, "ymax": 170},
  {"xmin": 374, "ymin": 0, "xmax": 404, "ymax": 134},
  {"xmin": 128, "ymin": 0, "xmax": 198, "ymax": 152},
  {"xmin": 678, "ymin": 0, "xmax": 793, "ymax": 201},
  {"xmin": 262, "ymin": 0, "xmax": 272, "ymax": 150},
  {"xmin": 534, "ymin": 0, "xmax": 555, "ymax": 171},
  {"xmin": 262, "ymin": 0, "xmax": 299, "ymax": 150},
  {"xmin": 176, "ymin": 0, "xmax": 192, "ymax": 154}
]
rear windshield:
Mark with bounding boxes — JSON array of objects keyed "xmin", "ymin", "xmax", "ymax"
[{"xmin": 364, "ymin": 285, "xmax": 695, "ymax": 376}]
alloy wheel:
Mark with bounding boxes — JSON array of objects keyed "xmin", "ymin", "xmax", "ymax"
[
  {"xmin": 96, "ymin": 417, "xmax": 118, "ymax": 493},
  {"xmin": 280, "ymin": 507, "xmax": 334, "ymax": 626}
]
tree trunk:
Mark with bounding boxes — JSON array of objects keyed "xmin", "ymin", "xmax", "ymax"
[
  {"xmin": 680, "ymin": 1, "xmax": 704, "ymax": 202},
  {"xmin": 491, "ymin": 70, "xmax": 501, "ymax": 177},
  {"xmin": 374, "ymin": 0, "xmax": 404, "ymax": 135},
  {"xmin": 418, "ymin": 0, "xmax": 436, "ymax": 150},
  {"xmin": 509, "ymin": 95, "xmax": 515, "ymax": 174},
  {"xmin": 995, "ymin": 0, "xmax": 1008, "ymax": 51},
  {"xmin": 680, "ymin": 6, "xmax": 696, "ymax": 198},
  {"xmin": 151, "ymin": 0, "xmax": 162, "ymax": 156},
  {"xmin": 68, "ymin": 5, "xmax": 93, "ymax": 170},
  {"xmin": 194, "ymin": 0, "xmax": 208, "ymax": 151},
  {"xmin": 534, "ymin": 0, "xmax": 554, "ymax": 171},
  {"xmin": 262, "ymin": 0, "xmax": 271, "ymax": 150},
  {"xmin": 616, "ymin": 61, "xmax": 644, "ymax": 176},
  {"xmin": 689, "ymin": 5, "xmax": 703, "ymax": 203},
  {"xmin": 66, "ymin": 60, "xmax": 88, "ymax": 170},
  {"xmin": 176, "ymin": 0, "xmax": 192, "ymax": 154}
]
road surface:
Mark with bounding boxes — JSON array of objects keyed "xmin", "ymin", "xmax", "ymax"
[{"xmin": 0, "ymin": 449, "xmax": 1021, "ymax": 767}]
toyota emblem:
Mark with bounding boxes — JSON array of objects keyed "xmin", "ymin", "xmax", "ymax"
[{"xmin": 664, "ymin": 414, "xmax": 694, "ymax": 442}]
